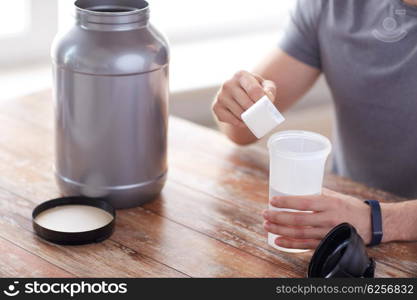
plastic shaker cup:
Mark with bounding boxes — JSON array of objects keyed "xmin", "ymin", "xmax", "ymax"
[{"xmin": 267, "ymin": 130, "xmax": 331, "ymax": 253}]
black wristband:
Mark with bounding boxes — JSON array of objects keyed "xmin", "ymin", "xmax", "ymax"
[{"xmin": 364, "ymin": 200, "xmax": 383, "ymax": 246}]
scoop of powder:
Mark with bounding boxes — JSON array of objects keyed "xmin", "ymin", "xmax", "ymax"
[{"xmin": 241, "ymin": 96, "xmax": 285, "ymax": 139}]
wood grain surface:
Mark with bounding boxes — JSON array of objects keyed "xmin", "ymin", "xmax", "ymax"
[{"xmin": 0, "ymin": 90, "xmax": 415, "ymax": 278}]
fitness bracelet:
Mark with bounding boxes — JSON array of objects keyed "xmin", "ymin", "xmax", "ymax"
[{"xmin": 364, "ymin": 200, "xmax": 383, "ymax": 246}]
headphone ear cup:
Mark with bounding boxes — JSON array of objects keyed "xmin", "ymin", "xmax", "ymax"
[{"xmin": 307, "ymin": 223, "xmax": 375, "ymax": 278}]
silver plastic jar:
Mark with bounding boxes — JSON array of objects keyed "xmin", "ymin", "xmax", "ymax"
[{"xmin": 51, "ymin": 0, "xmax": 169, "ymax": 208}]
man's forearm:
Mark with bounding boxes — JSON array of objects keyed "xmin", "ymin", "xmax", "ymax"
[{"xmin": 381, "ymin": 200, "xmax": 417, "ymax": 242}]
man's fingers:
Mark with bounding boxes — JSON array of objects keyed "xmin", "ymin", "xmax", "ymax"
[
  {"xmin": 238, "ymin": 73, "xmax": 265, "ymax": 102},
  {"xmin": 263, "ymin": 210, "xmax": 324, "ymax": 227},
  {"xmin": 263, "ymin": 221, "xmax": 328, "ymax": 240},
  {"xmin": 250, "ymin": 72, "xmax": 264, "ymax": 82},
  {"xmin": 270, "ymin": 195, "xmax": 328, "ymax": 211},
  {"xmin": 274, "ymin": 237, "xmax": 321, "ymax": 250},
  {"xmin": 262, "ymin": 80, "xmax": 277, "ymax": 101},
  {"xmin": 221, "ymin": 96, "xmax": 245, "ymax": 119},
  {"xmin": 231, "ymin": 86, "xmax": 255, "ymax": 110},
  {"xmin": 248, "ymin": 73, "xmax": 276, "ymax": 101},
  {"xmin": 213, "ymin": 105, "xmax": 245, "ymax": 127}
]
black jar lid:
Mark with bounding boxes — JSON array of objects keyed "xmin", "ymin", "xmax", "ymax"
[
  {"xmin": 307, "ymin": 223, "xmax": 375, "ymax": 278},
  {"xmin": 32, "ymin": 196, "xmax": 116, "ymax": 245}
]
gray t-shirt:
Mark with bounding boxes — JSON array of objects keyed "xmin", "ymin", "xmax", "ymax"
[{"xmin": 279, "ymin": 0, "xmax": 417, "ymax": 198}]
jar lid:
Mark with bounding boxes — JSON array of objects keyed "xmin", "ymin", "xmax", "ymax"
[{"xmin": 32, "ymin": 197, "xmax": 116, "ymax": 245}]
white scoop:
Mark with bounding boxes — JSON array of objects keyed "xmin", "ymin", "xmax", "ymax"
[{"xmin": 241, "ymin": 96, "xmax": 285, "ymax": 139}]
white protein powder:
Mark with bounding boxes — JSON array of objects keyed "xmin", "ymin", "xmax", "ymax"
[{"xmin": 34, "ymin": 205, "xmax": 113, "ymax": 232}]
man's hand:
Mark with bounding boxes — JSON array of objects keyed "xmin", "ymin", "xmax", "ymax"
[
  {"xmin": 212, "ymin": 70, "xmax": 277, "ymax": 128},
  {"xmin": 262, "ymin": 188, "xmax": 372, "ymax": 249},
  {"xmin": 212, "ymin": 49, "xmax": 320, "ymax": 145}
]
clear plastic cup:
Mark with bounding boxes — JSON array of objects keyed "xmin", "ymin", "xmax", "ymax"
[{"xmin": 267, "ymin": 130, "xmax": 332, "ymax": 253}]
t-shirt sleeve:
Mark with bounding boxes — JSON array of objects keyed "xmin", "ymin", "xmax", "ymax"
[{"xmin": 278, "ymin": 0, "xmax": 325, "ymax": 70}]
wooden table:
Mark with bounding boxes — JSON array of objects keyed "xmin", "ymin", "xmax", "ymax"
[{"xmin": 0, "ymin": 90, "xmax": 416, "ymax": 278}]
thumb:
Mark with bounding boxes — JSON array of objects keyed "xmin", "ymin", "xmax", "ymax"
[{"xmin": 262, "ymin": 80, "xmax": 277, "ymax": 102}]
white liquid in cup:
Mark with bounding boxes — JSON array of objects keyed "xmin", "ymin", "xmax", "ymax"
[{"xmin": 267, "ymin": 131, "xmax": 331, "ymax": 253}]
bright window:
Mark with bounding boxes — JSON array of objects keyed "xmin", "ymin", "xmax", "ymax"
[
  {"xmin": 0, "ymin": 0, "xmax": 58, "ymax": 66},
  {"xmin": 0, "ymin": 0, "xmax": 29, "ymax": 37},
  {"xmin": 150, "ymin": 0, "xmax": 293, "ymax": 43}
]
